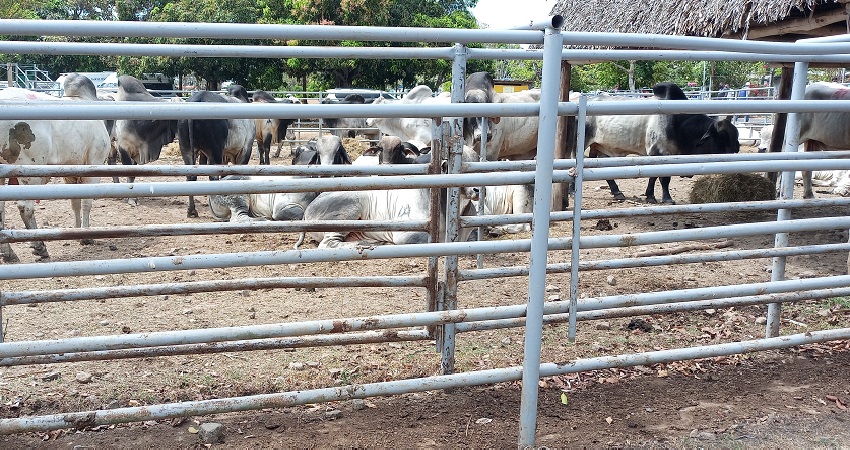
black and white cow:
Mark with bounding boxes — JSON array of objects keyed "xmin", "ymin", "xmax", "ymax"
[
  {"xmin": 353, "ymin": 136, "xmax": 421, "ymax": 165},
  {"xmin": 585, "ymin": 82, "xmax": 740, "ymax": 203},
  {"xmin": 462, "ymin": 72, "xmax": 542, "ymax": 161},
  {"xmin": 320, "ymin": 94, "xmax": 381, "ymax": 141},
  {"xmin": 251, "ymin": 90, "xmax": 296, "ymax": 165},
  {"xmin": 178, "ymin": 86, "xmax": 255, "ymax": 217},
  {"xmin": 290, "ymin": 135, "xmax": 353, "ymax": 166},
  {"xmin": 112, "ymin": 75, "xmax": 181, "ymax": 189},
  {"xmin": 208, "ymin": 135, "xmax": 352, "ymax": 222},
  {"xmin": 0, "ymin": 88, "xmax": 112, "ymax": 263}
]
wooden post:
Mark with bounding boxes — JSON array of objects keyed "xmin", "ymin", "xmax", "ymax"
[
  {"xmin": 551, "ymin": 60, "xmax": 573, "ymax": 211},
  {"xmin": 767, "ymin": 65, "xmax": 794, "ymax": 184}
]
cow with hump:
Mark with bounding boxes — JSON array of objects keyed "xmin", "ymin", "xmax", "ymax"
[
  {"xmin": 462, "ymin": 71, "xmax": 541, "ymax": 161},
  {"xmin": 366, "ymin": 85, "xmax": 452, "ymax": 150},
  {"xmin": 0, "ymin": 85, "xmax": 111, "ymax": 263},
  {"xmin": 783, "ymin": 82, "xmax": 850, "ymax": 199},
  {"xmin": 584, "ymin": 82, "xmax": 739, "ymax": 204},
  {"xmin": 111, "ymin": 75, "xmax": 181, "ymax": 197},
  {"xmin": 297, "ymin": 135, "xmax": 478, "ymax": 249},
  {"xmin": 208, "ymin": 135, "xmax": 351, "ymax": 222},
  {"xmin": 178, "ymin": 85, "xmax": 255, "ymax": 217}
]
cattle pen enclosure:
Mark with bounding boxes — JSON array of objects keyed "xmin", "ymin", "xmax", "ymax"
[{"xmin": 2, "ymin": 18, "xmax": 850, "ymax": 447}]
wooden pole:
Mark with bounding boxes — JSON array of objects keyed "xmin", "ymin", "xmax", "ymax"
[
  {"xmin": 551, "ymin": 60, "xmax": 574, "ymax": 211},
  {"xmin": 767, "ymin": 65, "xmax": 794, "ymax": 184}
]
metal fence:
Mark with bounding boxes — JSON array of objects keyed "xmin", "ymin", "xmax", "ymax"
[{"xmin": 2, "ymin": 17, "xmax": 850, "ymax": 446}]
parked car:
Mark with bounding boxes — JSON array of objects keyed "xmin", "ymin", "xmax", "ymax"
[{"xmin": 321, "ymin": 88, "xmax": 396, "ymax": 103}]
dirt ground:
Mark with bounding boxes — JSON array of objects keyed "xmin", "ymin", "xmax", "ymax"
[{"xmin": 2, "ymin": 142, "xmax": 850, "ymax": 448}]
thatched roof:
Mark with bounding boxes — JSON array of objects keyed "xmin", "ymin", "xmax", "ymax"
[{"xmin": 551, "ymin": 0, "xmax": 850, "ymax": 41}]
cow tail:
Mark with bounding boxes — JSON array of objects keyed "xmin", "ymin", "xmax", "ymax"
[
  {"xmin": 294, "ymin": 232, "xmax": 306, "ymax": 250},
  {"xmin": 188, "ymin": 119, "xmax": 197, "ymax": 165}
]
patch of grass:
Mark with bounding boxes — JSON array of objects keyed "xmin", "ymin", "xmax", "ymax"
[{"xmin": 826, "ymin": 296, "xmax": 850, "ymax": 309}]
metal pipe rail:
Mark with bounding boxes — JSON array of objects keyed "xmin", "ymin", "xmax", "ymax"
[
  {"xmin": 4, "ymin": 280, "xmax": 848, "ymax": 367},
  {"xmin": 1, "ymin": 275, "xmax": 428, "ymax": 306},
  {"xmin": 2, "ymin": 215, "xmax": 846, "ymax": 281},
  {"xmin": 1, "ymin": 327, "xmax": 846, "ymax": 435},
  {"xmin": 0, "ymin": 330, "xmax": 434, "ymax": 367},
  {"xmin": 4, "ymin": 273, "xmax": 849, "ymax": 360},
  {"xmin": 458, "ymin": 285, "xmax": 850, "ymax": 332},
  {"xmin": 461, "ymin": 197, "xmax": 850, "ymax": 228},
  {"xmin": 0, "ymin": 219, "xmax": 430, "ymax": 243},
  {"xmin": 4, "ymin": 156, "xmax": 850, "ymax": 203},
  {"xmin": 3, "ymin": 98, "xmax": 850, "ymax": 121},
  {"xmin": 459, "ymin": 242, "xmax": 850, "ymax": 281}
]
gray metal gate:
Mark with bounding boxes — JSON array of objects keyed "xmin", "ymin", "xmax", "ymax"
[{"xmin": 2, "ymin": 17, "xmax": 850, "ymax": 447}]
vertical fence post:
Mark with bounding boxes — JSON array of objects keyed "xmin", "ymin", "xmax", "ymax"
[
  {"xmin": 766, "ymin": 61, "xmax": 808, "ymax": 338},
  {"xmin": 567, "ymin": 95, "xmax": 588, "ymax": 341},
  {"xmin": 476, "ymin": 119, "xmax": 489, "ymax": 269},
  {"xmin": 518, "ymin": 18, "xmax": 563, "ymax": 448},
  {"xmin": 440, "ymin": 43, "xmax": 468, "ymax": 375}
]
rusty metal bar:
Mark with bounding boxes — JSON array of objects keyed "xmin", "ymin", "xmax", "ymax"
[
  {"xmin": 1, "ymin": 276, "xmax": 427, "ymax": 306},
  {"xmin": 2, "ymin": 328, "xmax": 847, "ymax": 435}
]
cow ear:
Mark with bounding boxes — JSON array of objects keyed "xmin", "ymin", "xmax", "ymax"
[
  {"xmin": 723, "ymin": 115, "xmax": 733, "ymax": 122},
  {"xmin": 404, "ymin": 148, "xmax": 418, "ymax": 159},
  {"xmin": 420, "ymin": 146, "xmax": 432, "ymax": 155},
  {"xmin": 489, "ymin": 117, "xmax": 501, "ymax": 124},
  {"xmin": 700, "ymin": 126, "xmax": 713, "ymax": 141},
  {"xmin": 363, "ymin": 146, "xmax": 380, "ymax": 156}
]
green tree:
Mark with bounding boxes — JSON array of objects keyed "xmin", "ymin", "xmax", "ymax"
[{"xmin": 274, "ymin": 0, "xmax": 486, "ymax": 91}]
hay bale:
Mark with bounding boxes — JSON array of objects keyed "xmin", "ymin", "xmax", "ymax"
[
  {"xmin": 689, "ymin": 173, "xmax": 775, "ymax": 203},
  {"xmin": 161, "ymin": 141, "xmax": 181, "ymax": 158},
  {"xmin": 342, "ymin": 137, "xmax": 371, "ymax": 161}
]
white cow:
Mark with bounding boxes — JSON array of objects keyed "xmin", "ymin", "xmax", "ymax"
[
  {"xmin": 208, "ymin": 136, "xmax": 352, "ymax": 222},
  {"xmin": 0, "ymin": 88, "xmax": 111, "ymax": 263},
  {"xmin": 300, "ymin": 186, "xmax": 478, "ymax": 248},
  {"xmin": 477, "ymin": 184, "xmax": 534, "ymax": 234},
  {"xmin": 366, "ymin": 85, "xmax": 451, "ymax": 149},
  {"xmin": 462, "ymin": 72, "xmax": 542, "ymax": 162},
  {"xmin": 761, "ymin": 83, "xmax": 850, "ymax": 198}
]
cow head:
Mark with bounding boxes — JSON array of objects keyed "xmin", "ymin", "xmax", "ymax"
[
  {"xmin": 706, "ymin": 116, "xmax": 740, "ymax": 154},
  {"xmin": 363, "ymin": 136, "xmax": 420, "ymax": 164},
  {"xmin": 652, "ymin": 82, "xmax": 688, "ymax": 100},
  {"xmin": 292, "ymin": 135, "xmax": 352, "ymax": 166},
  {"xmin": 462, "ymin": 72, "xmax": 500, "ymax": 154},
  {"xmin": 226, "ymin": 85, "xmax": 250, "ymax": 103}
]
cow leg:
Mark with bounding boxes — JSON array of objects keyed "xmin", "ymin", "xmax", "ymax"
[
  {"xmin": 261, "ymin": 135, "xmax": 273, "ymax": 165},
  {"xmin": 645, "ymin": 176, "xmax": 674, "ymax": 204},
  {"xmin": 606, "ymin": 179, "xmax": 626, "ymax": 201},
  {"xmin": 659, "ymin": 177, "xmax": 675, "ymax": 204},
  {"xmin": 117, "ymin": 148, "xmax": 139, "ymax": 205},
  {"xmin": 0, "ymin": 198, "xmax": 20, "ymax": 263},
  {"xmin": 71, "ymin": 176, "xmax": 98, "ymax": 244},
  {"xmin": 16, "ymin": 199, "xmax": 49, "ymax": 260},
  {"xmin": 802, "ymin": 170, "xmax": 815, "ymax": 198}
]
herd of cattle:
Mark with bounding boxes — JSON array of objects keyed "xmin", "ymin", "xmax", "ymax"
[{"xmin": 2, "ymin": 71, "xmax": 850, "ymax": 263}]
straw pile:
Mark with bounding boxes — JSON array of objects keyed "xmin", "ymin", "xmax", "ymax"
[{"xmin": 688, "ymin": 173, "xmax": 776, "ymax": 203}]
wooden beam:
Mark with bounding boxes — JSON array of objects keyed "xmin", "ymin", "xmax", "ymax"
[
  {"xmin": 767, "ymin": 66, "xmax": 794, "ymax": 185},
  {"xmin": 551, "ymin": 60, "xmax": 573, "ymax": 211},
  {"xmin": 747, "ymin": 9, "xmax": 848, "ymax": 40}
]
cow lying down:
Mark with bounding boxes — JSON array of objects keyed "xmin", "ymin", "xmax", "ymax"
[
  {"xmin": 476, "ymin": 184, "xmax": 534, "ymax": 235},
  {"xmin": 297, "ymin": 135, "xmax": 478, "ymax": 248},
  {"xmin": 208, "ymin": 135, "xmax": 351, "ymax": 221}
]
